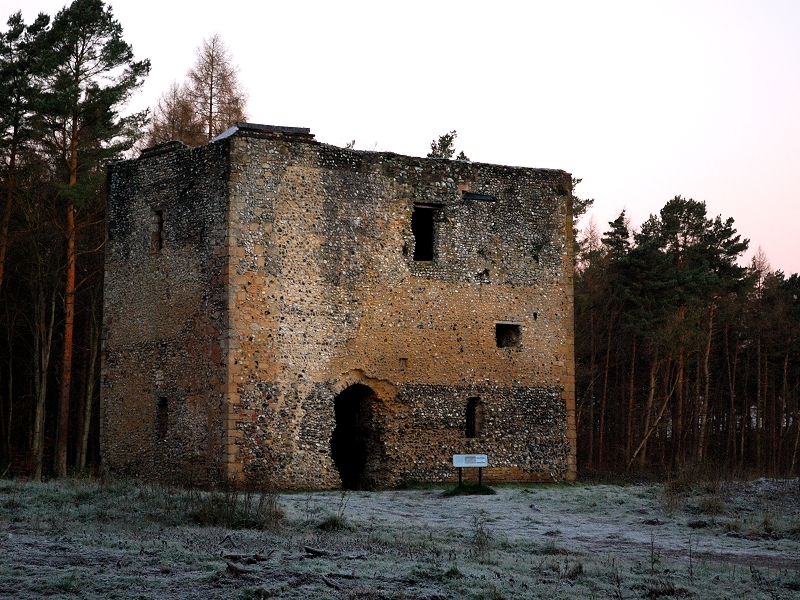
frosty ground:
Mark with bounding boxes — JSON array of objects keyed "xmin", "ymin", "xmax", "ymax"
[{"xmin": 1, "ymin": 477, "xmax": 798, "ymax": 599}]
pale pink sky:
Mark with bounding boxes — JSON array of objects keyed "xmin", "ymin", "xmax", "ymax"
[{"xmin": 8, "ymin": 0, "xmax": 800, "ymax": 273}]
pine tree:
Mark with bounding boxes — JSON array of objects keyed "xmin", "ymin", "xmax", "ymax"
[
  {"xmin": 0, "ymin": 11, "xmax": 49, "ymax": 295},
  {"xmin": 37, "ymin": 0, "xmax": 149, "ymax": 477},
  {"xmin": 427, "ymin": 130, "xmax": 469, "ymax": 161}
]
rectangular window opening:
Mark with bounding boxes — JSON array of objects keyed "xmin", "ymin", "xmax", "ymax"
[
  {"xmin": 157, "ymin": 397, "xmax": 168, "ymax": 438},
  {"xmin": 495, "ymin": 322, "xmax": 522, "ymax": 348},
  {"xmin": 151, "ymin": 209, "xmax": 164, "ymax": 252},
  {"xmin": 462, "ymin": 191, "xmax": 495, "ymax": 202},
  {"xmin": 465, "ymin": 397, "xmax": 484, "ymax": 438},
  {"xmin": 411, "ymin": 204, "xmax": 438, "ymax": 261}
]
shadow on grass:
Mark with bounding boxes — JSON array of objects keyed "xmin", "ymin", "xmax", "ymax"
[{"xmin": 442, "ymin": 482, "xmax": 497, "ymax": 497}]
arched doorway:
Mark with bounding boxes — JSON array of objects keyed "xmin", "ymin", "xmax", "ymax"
[{"xmin": 331, "ymin": 383, "xmax": 377, "ymax": 490}]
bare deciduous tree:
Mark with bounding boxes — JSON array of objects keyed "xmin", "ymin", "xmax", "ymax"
[
  {"xmin": 145, "ymin": 80, "xmax": 205, "ymax": 147},
  {"xmin": 145, "ymin": 33, "xmax": 247, "ymax": 147},
  {"xmin": 186, "ymin": 33, "xmax": 247, "ymax": 141}
]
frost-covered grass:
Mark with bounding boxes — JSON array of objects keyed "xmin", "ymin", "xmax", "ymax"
[{"xmin": 1, "ymin": 477, "xmax": 799, "ymax": 598}]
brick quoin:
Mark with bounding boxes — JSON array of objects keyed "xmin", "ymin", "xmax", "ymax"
[{"xmin": 100, "ymin": 123, "xmax": 576, "ymax": 489}]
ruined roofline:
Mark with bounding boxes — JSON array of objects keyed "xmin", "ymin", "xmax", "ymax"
[
  {"xmin": 134, "ymin": 124, "xmax": 314, "ymax": 160},
  {"xmin": 314, "ymin": 143, "xmax": 572, "ymax": 180},
  {"xmin": 211, "ymin": 122, "xmax": 314, "ymax": 143},
  {"xmin": 137, "ymin": 140, "xmax": 190, "ymax": 159},
  {"xmin": 213, "ymin": 123, "xmax": 570, "ymax": 176},
  {"xmin": 133, "ymin": 122, "xmax": 571, "ymax": 183}
]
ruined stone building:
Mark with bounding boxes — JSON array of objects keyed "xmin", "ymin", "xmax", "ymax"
[{"xmin": 101, "ymin": 123, "xmax": 576, "ymax": 489}]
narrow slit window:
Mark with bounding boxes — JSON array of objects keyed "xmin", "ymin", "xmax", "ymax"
[
  {"xmin": 156, "ymin": 397, "xmax": 168, "ymax": 438},
  {"xmin": 461, "ymin": 191, "xmax": 495, "ymax": 202},
  {"xmin": 465, "ymin": 397, "xmax": 483, "ymax": 438},
  {"xmin": 151, "ymin": 209, "xmax": 164, "ymax": 252},
  {"xmin": 411, "ymin": 205, "xmax": 437, "ymax": 261},
  {"xmin": 496, "ymin": 323, "xmax": 522, "ymax": 348}
]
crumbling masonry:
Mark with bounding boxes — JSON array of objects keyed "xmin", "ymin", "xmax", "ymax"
[{"xmin": 101, "ymin": 123, "xmax": 576, "ymax": 488}]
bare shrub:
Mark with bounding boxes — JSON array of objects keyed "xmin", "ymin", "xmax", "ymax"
[
  {"xmin": 565, "ymin": 560, "xmax": 584, "ymax": 580},
  {"xmin": 137, "ymin": 477, "xmax": 284, "ymax": 531},
  {"xmin": 317, "ymin": 491, "xmax": 353, "ymax": 531},
  {"xmin": 698, "ymin": 492, "xmax": 726, "ymax": 515},
  {"xmin": 643, "ymin": 576, "xmax": 685, "ymax": 598},
  {"xmin": 470, "ymin": 512, "xmax": 492, "ymax": 561}
]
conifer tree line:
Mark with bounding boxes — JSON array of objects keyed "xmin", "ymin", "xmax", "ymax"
[
  {"xmin": 574, "ymin": 197, "xmax": 800, "ymax": 475},
  {"xmin": 0, "ymin": 0, "xmax": 246, "ymax": 478}
]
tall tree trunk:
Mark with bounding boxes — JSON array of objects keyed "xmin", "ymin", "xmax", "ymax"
[
  {"xmin": 2, "ymin": 349, "xmax": 9, "ymax": 464},
  {"xmin": 598, "ymin": 325, "xmax": 612, "ymax": 469},
  {"xmin": 756, "ymin": 336, "xmax": 762, "ymax": 470},
  {"xmin": 0, "ymin": 137, "xmax": 17, "ymax": 293},
  {"xmin": 626, "ymin": 336, "xmax": 637, "ymax": 462},
  {"xmin": 674, "ymin": 305, "xmax": 685, "ymax": 466},
  {"xmin": 78, "ymin": 298, "xmax": 100, "ymax": 471},
  {"xmin": 207, "ymin": 65, "xmax": 214, "ymax": 140},
  {"xmin": 0, "ymin": 138, "xmax": 19, "ymax": 465},
  {"xmin": 2, "ymin": 306, "xmax": 15, "ymax": 463},
  {"xmin": 792, "ymin": 398, "xmax": 800, "ymax": 475},
  {"xmin": 55, "ymin": 201, "xmax": 75, "ymax": 477},
  {"xmin": 724, "ymin": 324, "xmax": 738, "ymax": 463},
  {"xmin": 779, "ymin": 341, "xmax": 790, "ymax": 472},
  {"xmin": 4, "ymin": 353, "xmax": 10, "ymax": 465},
  {"xmin": 55, "ymin": 116, "xmax": 79, "ymax": 477},
  {"xmin": 739, "ymin": 348, "xmax": 750, "ymax": 469},
  {"xmin": 768, "ymin": 350, "xmax": 776, "ymax": 472},
  {"xmin": 587, "ymin": 310, "xmax": 596, "ymax": 468},
  {"xmin": 675, "ymin": 346, "xmax": 684, "ymax": 465},
  {"xmin": 697, "ymin": 303, "xmax": 715, "ymax": 464},
  {"xmin": 639, "ymin": 357, "xmax": 658, "ymax": 467},
  {"xmin": 629, "ymin": 363, "xmax": 676, "ymax": 470},
  {"xmin": 33, "ymin": 287, "xmax": 57, "ymax": 481}
]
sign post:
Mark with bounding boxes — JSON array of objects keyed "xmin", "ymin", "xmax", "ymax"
[{"xmin": 452, "ymin": 454, "xmax": 488, "ymax": 489}]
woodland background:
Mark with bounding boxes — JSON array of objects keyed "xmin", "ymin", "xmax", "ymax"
[{"xmin": 0, "ymin": 0, "xmax": 797, "ymax": 481}]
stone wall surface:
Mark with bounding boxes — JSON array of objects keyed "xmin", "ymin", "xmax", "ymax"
[
  {"xmin": 222, "ymin": 128, "xmax": 575, "ymax": 488},
  {"xmin": 101, "ymin": 125, "xmax": 576, "ymax": 489},
  {"xmin": 101, "ymin": 142, "xmax": 230, "ymax": 482}
]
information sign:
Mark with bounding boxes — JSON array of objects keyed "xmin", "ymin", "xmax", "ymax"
[{"xmin": 452, "ymin": 454, "xmax": 488, "ymax": 468}]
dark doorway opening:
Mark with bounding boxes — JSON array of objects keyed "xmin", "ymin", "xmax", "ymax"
[
  {"xmin": 412, "ymin": 205, "xmax": 437, "ymax": 261},
  {"xmin": 331, "ymin": 384, "xmax": 377, "ymax": 490}
]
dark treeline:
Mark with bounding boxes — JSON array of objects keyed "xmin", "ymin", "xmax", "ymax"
[
  {"xmin": 0, "ymin": 0, "xmax": 148, "ymax": 478},
  {"xmin": 575, "ymin": 198, "xmax": 800, "ymax": 476}
]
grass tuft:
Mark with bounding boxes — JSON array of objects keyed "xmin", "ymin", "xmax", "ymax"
[
  {"xmin": 317, "ymin": 513, "xmax": 353, "ymax": 531},
  {"xmin": 643, "ymin": 577, "xmax": 686, "ymax": 598}
]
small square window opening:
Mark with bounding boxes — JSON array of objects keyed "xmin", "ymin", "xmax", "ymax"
[{"xmin": 495, "ymin": 323, "xmax": 522, "ymax": 348}]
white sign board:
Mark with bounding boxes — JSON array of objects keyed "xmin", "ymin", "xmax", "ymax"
[{"xmin": 453, "ymin": 454, "xmax": 488, "ymax": 468}]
